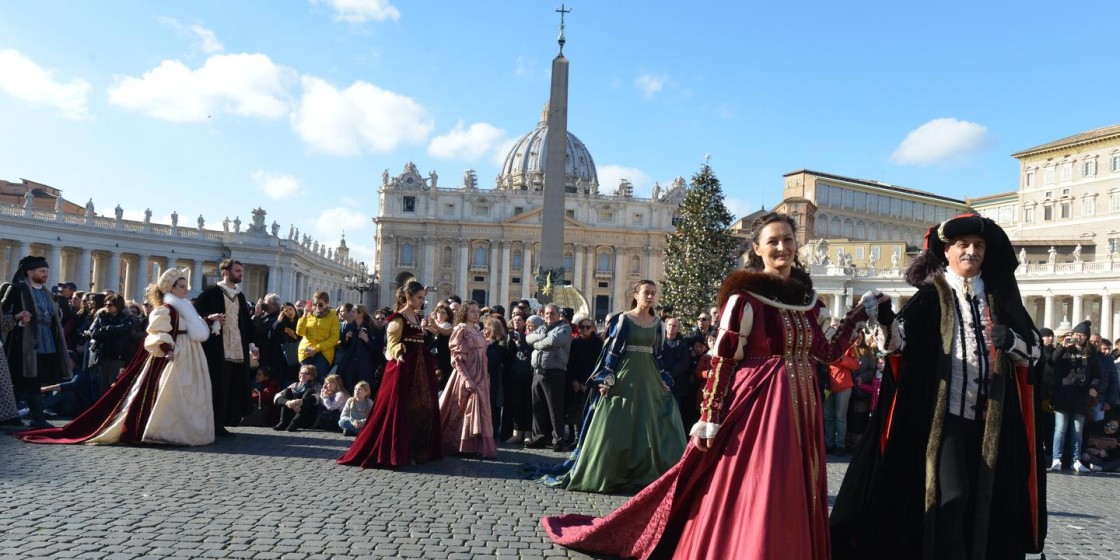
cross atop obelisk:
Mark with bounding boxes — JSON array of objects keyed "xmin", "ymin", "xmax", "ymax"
[{"xmin": 556, "ymin": 4, "xmax": 571, "ymax": 54}]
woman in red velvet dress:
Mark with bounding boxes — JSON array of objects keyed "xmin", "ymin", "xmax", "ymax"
[
  {"xmin": 542, "ymin": 213, "xmax": 872, "ymax": 559},
  {"xmin": 338, "ymin": 280, "xmax": 441, "ymax": 468}
]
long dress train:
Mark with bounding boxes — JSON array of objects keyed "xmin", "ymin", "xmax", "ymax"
[{"xmin": 19, "ymin": 296, "xmax": 214, "ymax": 446}]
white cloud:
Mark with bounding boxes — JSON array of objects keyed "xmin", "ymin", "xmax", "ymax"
[
  {"xmin": 107, "ymin": 53, "xmax": 297, "ymax": 122},
  {"xmin": 0, "ymin": 49, "xmax": 91, "ymax": 119},
  {"xmin": 598, "ymin": 165, "xmax": 652, "ymax": 196},
  {"xmin": 890, "ymin": 118, "xmax": 990, "ymax": 166},
  {"xmin": 158, "ymin": 17, "xmax": 224, "ymax": 54},
  {"xmin": 252, "ymin": 170, "xmax": 303, "ymax": 199},
  {"xmin": 291, "ymin": 76, "xmax": 432, "ymax": 155},
  {"xmin": 492, "ymin": 137, "xmax": 519, "ymax": 167},
  {"xmin": 635, "ymin": 73, "xmax": 667, "ymax": 98},
  {"xmin": 314, "ymin": 0, "xmax": 401, "ymax": 23},
  {"xmin": 336, "ymin": 239, "xmax": 376, "ymax": 269},
  {"xmin": 428, "ymin": 120, "xmax": 506, "ymax": 161},
  {"xmin": 313, "ymin": 206, "xmax": 369, "ymax": 235}
]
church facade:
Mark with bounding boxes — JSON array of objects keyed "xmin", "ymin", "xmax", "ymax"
[{"xmin": 373, "ymin": 108, "xmax": 684, "ymax": 320}]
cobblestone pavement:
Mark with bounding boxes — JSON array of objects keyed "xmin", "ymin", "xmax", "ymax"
[{"xmin": 1, "ymin": 425, "xmax": 1117, "ymax": 559}]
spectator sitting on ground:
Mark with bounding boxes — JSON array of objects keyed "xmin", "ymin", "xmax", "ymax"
[
  {"xmin": 339, "ymin": 381, "xmax": 373, "ymax": 436},
  {"xmin": 1082, "ymin": 414, "xmax": 1120, "ymax": 472},
  {"xmin": 314, "ymin": 373, "xmax": 350, "ymax": 432},
  {"xmin": 41, "ymin": 350, "xmax": 98, "ymax": 418},
  {"xmin": 249, "ymin": 366, "xmax": 280, "ymax": 426},
  {"xmin": 273, "ymin": 364, "xmax": 323, "ymax": 432}
]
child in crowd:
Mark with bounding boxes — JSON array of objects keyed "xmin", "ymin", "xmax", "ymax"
[
  {"xmin": 339, "ymin": 381, "xmax": 373, "ymax": 436},
  {"xmin": 245, "ymin": 366, "xmax": 280, "ymax": 427},
  {"xmin": 313, "ymin": 373, "xmax": 350, "ymax": 432},
  {"xmin": 273, "ymin": 364, "xmax": 323, "ymax": 432}
]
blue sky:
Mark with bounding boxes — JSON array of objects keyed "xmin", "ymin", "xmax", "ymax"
[{"xmin": 2, "ymin": 1, "xmax": 1118, "ymax": 267}]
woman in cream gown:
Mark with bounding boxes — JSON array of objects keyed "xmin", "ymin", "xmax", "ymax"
[{"xmin": 20, "ymin": 269, "xmax": 215, "ymax": 446}]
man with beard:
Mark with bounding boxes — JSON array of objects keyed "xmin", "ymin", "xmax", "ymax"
[
  {"xmin": 832, "ymin": 214, "xmax": 1047, "ymax": 559},
  {"xmin": 1, "ymin": 256, "xmax": 72, "ymax": 428},
  {"xmin": 194, "ymin": 259, "xmax": 253, "ymax": 436}
]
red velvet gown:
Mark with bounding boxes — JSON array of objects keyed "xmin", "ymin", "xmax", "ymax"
[
  {"xmin": 338, "ymin": 312, "xmax": 441, "ymax": 468},
  {"xmin": 543, "ymin": 276, "xmax": 859, "ymax": 559}
]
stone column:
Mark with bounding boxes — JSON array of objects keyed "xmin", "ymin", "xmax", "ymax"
[
  {"xmin": 380, "ymin": 235, "xmax": 396, "ymax": 306},
  {"xmin": 266, "ymin": 265, "xmax": 277, "ymax": 295},
  {"xmin": 521, "ymin": 245, "xmax": 533, "ymax": 299},
  {"xmin": 108, "ymin": 250, "xmax": 122, "ymax": 294},
  {"xmin": 500, "ymin": 241, "xmax": 511, "ymax": 307},
  {"xmin": 1043, "ymin": 293, "xmax": 1055, "ymax": 331},
  {"xmin": 49, "ymin": 244, "xmax": 63, "ymax": 280},
  {"xmin": 614, "ymin": 250, "xmax": 627, "ymax": 310},
  {"xmin": 457, "ymin": 242, "xmax": 469, "ymax": 297},
  {"xmin": 75, "ymin": 248, "xmax": 92, "ymax": 291},
  {"xmin": 1100, "ymin": 292, "xmax": 1113, "ymax": 341},
  {"xmin": 137, "ymin": 255, "xmax": 150, "ymax": 292},
  {"xmin": 832, "ymin": 291, "xmax": 846, "ymax": 319},
  {"xmin": 1072, "ymin": 294, "xmax": 1084, "ymax": 325},
  {"xmin": 891, "ymin": 292, "xmax": 902, "ymax": 313},
  {"xmin": 422, "ymin": 237, "xmax": 436, "ymax": 283},
  {"xmin": 572, "ymin": 244, "xmax": 584, "ymax": 291},
  {"xmin": 8, "ymin": 240, "xmax": 27, "ymax": 278},
  {"xmin": 488, "ymin": 243, "xmax": 500, "ymax": 306},
  {"xmin": 191, "ymin": 260, "xmax": 204, "ymax": 294}
]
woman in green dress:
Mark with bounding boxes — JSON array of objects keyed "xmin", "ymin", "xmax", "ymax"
[{"xmin": 540, "ymin": 279, "xmax": 687, "ymax": 493}]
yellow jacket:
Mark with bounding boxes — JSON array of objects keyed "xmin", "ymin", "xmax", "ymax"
[{"xmin": 296, "ymin": 310, "xmax": 341, "ymax": 365}]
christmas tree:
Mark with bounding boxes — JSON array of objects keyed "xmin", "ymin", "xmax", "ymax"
[{"xmin": 661, "ymin": 163, "xmax": 739, "ymax": 330}]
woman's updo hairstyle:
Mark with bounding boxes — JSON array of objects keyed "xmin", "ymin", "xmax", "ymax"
[
  {"xmin": 394, "ymin": 280, "xmax": 426, "ymax": 311},
  {"xmin": 744, "ymin": 212, "xmax": 806, "ymax": 272}
]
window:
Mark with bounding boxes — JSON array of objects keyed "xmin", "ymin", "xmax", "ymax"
[
  {"xmin": 1061, "ymin": 162, "xmax": 1072, "ymax": 181},
  {"xmin": 1110, "ymin": 237, "xmax": 1120, "ymax": 254},
  {"xmin": 1044, "ymin": 190, "xmax": 1053, "ymax": 199},
  {"xmin": 842, "ymin": 189, "xmax": 854, "ymax": 209},
  {"xmin": 1083, "ymin": 160, "xmax": 1097, "ymax": 177},
  {"xmin": 879, "ymin": 196, "xmax": 890, "ymax": 215},
  {"xmin": 472, "ymin": 246, "xmax": 488, "ymax": 266},
  {"xmin": 1083, "ymin": 196, "xmax": 1096, "ymax": 216},
  {"xmin": 1024, "ymin": 206, "xmax": 1035, "ymax": 223},
  {"xmin": 842, "ymin": 218, "xmax": 854, "ymax": 238},
  {"xmin": 869, "ymin": 222, "xmax": 879, "ymax": 241},
  {"xmin": 856, "ymin": 220, "xmax": 866, "ymax": 239},
  {"xmin": 564, "ymin": 252, "xmax": 574, "ymax": 271},
  {"xmin": 403, "ymin": 196, "xmax": 416, "ymax": 212},
  {"xmin": 1062, "ymin": 188, "xmax": 1070, "ymax": 196},
  {"xmin": 817, "ymin": 184, "xmax": 830, "ymax": 206},
  {"xmin": 671, "ymin": 213, "xmax": 681, "ymax": 227},
  {"xmin": 902, "ymin": 200, "xmax": 913, "ymax": 220},
  {"xmin": 866, "ymin": 193, "xmax": 878, "ymax": 213},
  {"xmin": 1060, "ymin": 201, "xmax": 1071, "ymax": 219},
  {"xmin": 924, "ymin": 203, "xmax": 935, "ymax": 223},
  {"xmin": 597, "ymin": 253, "xmax": 611, "ymax": 272},
  {"xmin": 1043, "ymin": 205, "xmax": 1053, "ymax": 221},
  {"xmin": 512, "ymin": 251, "xmax": 523, "ymax": 269},
  {"xmin": 512, "ymin": 277, "xmax": 521, "ymax": 284},
  {"xmin": 870, "ymin": 247, "xmax": 880, "ymax": 262},
  {"xmin": 630, "ymin": 255, "xmax": 641, "ymax": 275},
  {"xmin": 830, "ymin": 186, "xmax": 842, "ymax": 207},
  {"xmin": 855, "ymin": 247, "xmax": 865, "ymax": 259},
  {"xmin": 1025, "ymin": 172, "xmax": 1034, "ymax": 187},
  {"xmin": 632, "ymin": 213, "xmax": 643, "ymax": 226},
  {"xmin": 598, "ymin": 209, "xmax": 615, "ymax": 223},
  {"xmin": 399, "ymin": 243, "xmax": 414, "ymax": 267},
  {"xmin": 443, "ymin": 203, "xmax": 455, "ymax": 216},
  {"xmin": 1044, "ymin": 167, "xmax": 1054, "ymax": 184},
  {"xmin": 891, "ymin": 198, "xmax": 902, "ymax": 217},
  {"xmin": 441, "ymin": 246, "xmax": 453, "ymax": 267},
  {"xmin": 1112, "ymin": 155, "xmax": 1120, "ymax": 172},
  {"xmin": 513, "ymin": 206, "xmax": 524, "ymax": 215},
  {"xmin": 1111, "ymin": 191, "xmax": 1120, "ymax": 212},
  {"xmin": 475, "ymin": 203, "xmax": 490, "ymax": 217},
  {"xmin": 854, "ymin": 191, "xmax": 866, "ymax": 212},
  {"xmin": 830, "ymin": 216, "xmax": 841, "ymax": 237},
  {"xmin": 566, "ymin": 209, "xmax": 576, "ymax": 219}
]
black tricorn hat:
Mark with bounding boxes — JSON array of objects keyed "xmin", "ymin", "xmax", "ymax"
[{"xmin": 919, "ymin": 213, "xmax": 1019, "ymax": 276}]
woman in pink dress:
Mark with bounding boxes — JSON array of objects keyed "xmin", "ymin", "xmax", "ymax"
[
  {"xmin": 438, "ymin": 300, "xmax": 498, "ymax": 458},
  {"xmin": 542, "ymin": 212, "xmax": 871, "ymax": 559},
  {"xmin": 337, "ymin": 281, "xmax": 441, "ymax": 468}
]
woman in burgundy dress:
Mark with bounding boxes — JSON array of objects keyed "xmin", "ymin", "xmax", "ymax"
[
  {"xmin": 338, "ymin": 280, "xmax": 441, "ymax": 468},
  {"xmin": 542, "ymin": 212, "xmax": 872, "ymax": 559}
]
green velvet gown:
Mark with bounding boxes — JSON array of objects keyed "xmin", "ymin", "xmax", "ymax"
[{"xmin": 557, "ymin": 317, "xmax": 687, "ymax": 493}]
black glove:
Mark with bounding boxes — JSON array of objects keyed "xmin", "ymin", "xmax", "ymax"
[
  {"xmin": 877, "ymin": 301, "xmax": 895, "ymax": 327},
  {"xmin": 990, "ymin": 325, "xmax": 1014, "ymax": 352}
]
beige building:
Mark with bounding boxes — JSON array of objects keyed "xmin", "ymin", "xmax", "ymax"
[{"xmin": 373, "ymin": 108, "xmax": 684, "ymax": 320}]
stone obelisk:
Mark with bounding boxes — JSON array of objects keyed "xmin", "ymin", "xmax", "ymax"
[{"xmin": 536, "ymin": 5, "xmax": 571, "ymax": 302}]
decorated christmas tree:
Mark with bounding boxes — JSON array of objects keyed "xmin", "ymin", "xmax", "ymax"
[{"xmin": 661, "ymin": 163, "xmax": 739, "ymax": 330}]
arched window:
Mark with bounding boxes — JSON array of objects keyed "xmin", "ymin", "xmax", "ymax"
[
  {"xmin": 597, "ymin": 253, "xmax": 611, "ymax": 272},
  {"xmin": 473, "ymin": 245, "xmax": 488, "ymax": 266},
  {"xmin": 630, "ymin": 255, "xmax": 641, "ymax": 275},
  {"xmin": 842, "ymin": 218, "xmax": 854, "ymax": 238},
  {"xmin": 829, "ymin": 216, "xmax": 841, "ymax": 237},
  {"xmin": 441, "ymin": 246, "xmax": 452, "ymax": 267},
  {"xmin": 512, "ymin": 250, "xmax": 523, "ymax": 269},
  {"xmin": 855, "ymin": 220, "xmax": 866, "ymax": 239},
  {"xmin": 564, "ymin": 252, "xmax": 574, "ymax": 272},
  {"xmin": 399, "ymin": 243, "xmax": 414, "ymax": 266},
  {"xmin": 869, "ymin": 222, "xmax": 879, "ymax": 241}
]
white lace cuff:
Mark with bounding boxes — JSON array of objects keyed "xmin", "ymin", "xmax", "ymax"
[{"xmin": 689, "ymin": 421, "xmax": 720, "ymax": 439}]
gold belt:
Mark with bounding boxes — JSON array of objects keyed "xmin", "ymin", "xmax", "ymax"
[{"xmin": 403, "ymin": 337, "xmax": 425, "ymax": 343}]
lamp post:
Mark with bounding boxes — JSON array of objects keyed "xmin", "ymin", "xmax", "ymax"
[{"xmin": 345, "ymin": 272, "xmax": 376, "ymax": 308}]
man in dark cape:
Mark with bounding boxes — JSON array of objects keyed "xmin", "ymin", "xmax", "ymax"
[
  {"xmin": 1, "ymin": 256, "xmax": 73, "ymax": 428},
  {"xmin": 194, "ymin": 259, "xmax": 252, "ymax": 436},
  {"xmin": 831, "ymin": 214, "xmax": 1047, "ymax": 559}
]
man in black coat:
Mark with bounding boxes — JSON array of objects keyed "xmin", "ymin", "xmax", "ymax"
[
  {"xmin": 194, "ymin": 259, "xmax": 253, "ymax": 436},
  {"xmin": 832, "ymin": 214, "xmax": 1047, "ymax": 560},
  {"xmin": 1, "ymin": 256, "xmax": 72, "ymax": 428}
]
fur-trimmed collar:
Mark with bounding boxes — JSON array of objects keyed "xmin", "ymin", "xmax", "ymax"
[{"xmin": 717, "ymin": 267, "xmax": 815, "ymax": 310}]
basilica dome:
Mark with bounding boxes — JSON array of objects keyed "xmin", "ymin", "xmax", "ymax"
[{"xmin": 496, "ymin": 104, "xmax": 598, "ymax": 193}]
